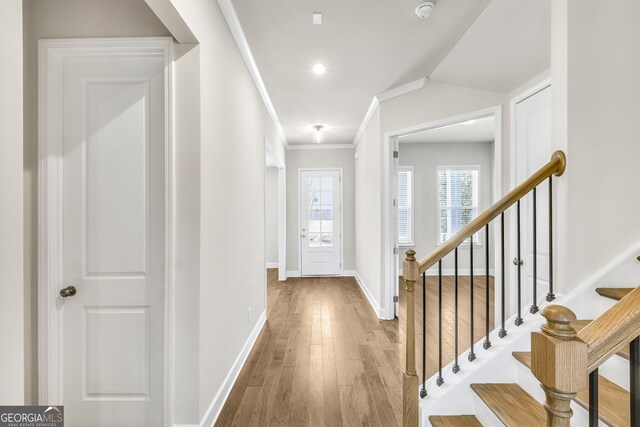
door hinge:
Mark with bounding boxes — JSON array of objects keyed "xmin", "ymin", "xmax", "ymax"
[
  {"xmin": 393, "ymin": 247, "xmax": 399, "ymax": 255},
  {"xmin": 393, "ymin": 150, "xmax": 399, "ymax": 158},
  {"xmin": 393, "ymin": 296, "xmax": 399, "ymax": 303},
  {"xmin": 393, "ymin": 199, "xmax": 398, "ymax": 206}
]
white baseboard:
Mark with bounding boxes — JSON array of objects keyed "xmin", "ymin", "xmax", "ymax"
[
  {"xmin": 174, "ymin": 424, "xmax": 198, "ymax": 427},
  {"xmin": 424, "ymin": 268, "xmax": 496, "ymax": 277},
  {"xmin": 353, "ymin": 272, "xmax": 383, "ymax": 319},
  {"xmin": 286, "ymin": 270, "xmax": 356, "ymax": 278},
  {"xmin": 266, "ymin": 262, "xmax": 278, "ymax": 269},
  {"xmin": 199, "ymin": 310, "xmax": 267, "ymax": 427}
]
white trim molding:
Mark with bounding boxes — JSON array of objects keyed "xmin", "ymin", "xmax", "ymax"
[
  {"xmin": 266, "ymin": 262, "xmax": 279, "ymax": 269},
  {"xmin": 286, "ymin": 143, "xmax": 354, "ymax": 150},
  {"xmin": 216, "ymin": 0, "xmax": 287, "ymax": 147},
  {"xmin": 37, "ymin": 37, "xmax": 175, "ymax": 426},
  {"xmin": 353, "ymin": 272, "xmax": 386, "ymax": 319},
  {"xmin": 352, "ymin": 78, "xmax": 427, "ymax": 147},
  {"xmin": 199, "ymin": 311, "xmax": 267, "ymax": 427}
]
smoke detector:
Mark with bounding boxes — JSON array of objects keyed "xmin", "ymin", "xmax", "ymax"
[{"xmin": 415, "ymin": 1, "xmax": 435, "ymax": 19}]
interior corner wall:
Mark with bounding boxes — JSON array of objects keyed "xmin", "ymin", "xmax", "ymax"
[
  {"xmin": 0, "ymin": 0, "xmax": 24, "ymax": 405},
  {"xmin": 285, "ymin": 148, "xmax": 356, "ymax": 273},
  {"xmin": 556, "ymin": 0, "xmax": 640, "ymax": 293},
  {"xmin": 354, "ymin": 107, "xmax": 383, "ymax": 307},
  {"xmin": 21, "ymin": 0, "xmax": 172, "ymax": 406},
  {"xmin": 172, "ymin": 42, "xmax": 202, "ymax": 422},
  {"xmin": 166, "ymin": 0, "xmax": 283, "ymax": 421}
]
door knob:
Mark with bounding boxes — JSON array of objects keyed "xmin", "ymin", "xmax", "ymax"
[
  {"xmin": 301, "ymin": 234, "xmax": 306, "ymax": 238},
  {"xmin": 60, "ymin": 285, "xmax": 77, "ymax": 298},
  {"xmin": 513, "ymin": 258, "xmax": 524, "ymax": 266}
]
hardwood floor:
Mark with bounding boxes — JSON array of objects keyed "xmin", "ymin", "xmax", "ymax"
[{"xmin": 215, "ymin": 269, "xmax": 494, "ymax": 427}]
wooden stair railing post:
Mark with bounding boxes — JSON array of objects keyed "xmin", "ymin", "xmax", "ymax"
[
  {"xmin": 531, "ymin": 305, "xmax": 588, "ymax": 427},
  {"xmin": 403, "ymin": 249, "xmax": 419, "ymax": 427}
]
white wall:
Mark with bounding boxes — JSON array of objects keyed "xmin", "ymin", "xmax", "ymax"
[
  {"xmin": 552, "ymin": 0, "xmax": 640, "ymax": 293},
  {"xmin": 21, "ymin": 0, "xmax": 172, "ymax": 406},
  {"xmin": 286, "ymin": 148, "xmax": 356, "ymax": 273},
  {"xmin": 0, "ymin": 0, "xmax": 24, "ymax": 405},
  {"xmin": 265, "ymin": 167, "xmax": 279, "ymax": 265},
  {"xmin": 398, "ymin": 141, "xmax": 495, "ymax": 272},
  {"xmin": 165, "ymin": 0, "xmax": 284, "ymax": 422}
]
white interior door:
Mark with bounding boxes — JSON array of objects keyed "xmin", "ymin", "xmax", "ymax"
[
  {"xmin": 49, "ymin": 41, "xmax": 166, "ymax": 426},
  {"xmin": 300, "ymin": 170, "xmax": 342, "ymax": 275},
  {"xmin": 515, "ymin": 85, "xmax": 551, "ymax": 309}
]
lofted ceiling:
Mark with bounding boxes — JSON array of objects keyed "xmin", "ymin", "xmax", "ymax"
[{"xmin": 231, "ymin": 0, "xmax": 550, "ymax": 146}]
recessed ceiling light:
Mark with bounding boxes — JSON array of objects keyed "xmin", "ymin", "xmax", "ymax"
[
  {"xmin": 312, "ymin": 12, "xmax": 322, "ymax": 25},
  {"xmin": 312, "ymin": 63, "xmax": 326, "ymax": 75}
]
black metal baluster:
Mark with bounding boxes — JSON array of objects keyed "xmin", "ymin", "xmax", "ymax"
[
  {"xmin": 589, "ymin": 369, "xmax": 599, "ymax": 427},
  {"xmin": 547, "ymin": 176, "xmax": 555, "ymax": 302},
  {"xmin": 499, "ymin": 213, "xmax": 507, "ymax": 338},
  {"xmin": 453, "ymin": 247, "xmax": 460, "ymax": 373},
  {"xmin": 483, "ymin": 224, "xmax": 491, "ymax": 349},
  {"xmin": 515, "ymin": 200, "xmax": 523, "ymax": 326},
  {"xmin": 420, "ymin": 272, "xmax": 427, "ymax": 398},
  {"xmin": 437, "ymin": 260, "xmax": 444, "ymax": 386},
  {"xmin": 469, "ymin": 236, "xmax": 476, "ymax": 361},
  {"xmin": 531, "ymin": 187, "xmax": 539, "ymax": 314},
  {"xmin": 631, "ymin": 336, "xmax": 639, "ymax": 426}
]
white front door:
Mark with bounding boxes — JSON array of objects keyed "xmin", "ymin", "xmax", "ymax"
[
  {"xmin": 515, "ymin": 85, "xmax": 552, "ymax": 309},
  {"xmin": 300, "ymin": 170, "xmax": 342, "ymax": 275},
  {"xmin": 42, "ymin": 40, "xmax": 167, "ymax": 426}
]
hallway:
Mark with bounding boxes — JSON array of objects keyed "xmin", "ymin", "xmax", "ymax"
[{"xmin": 215, "ymin": 270, "xmax": 494, "ymax": 426}]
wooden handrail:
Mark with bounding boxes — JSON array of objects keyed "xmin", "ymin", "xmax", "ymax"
[
  {"xmin": 417, "ymin": 150, "xmax": 566, "ymax": 274},
  {"xmin": 578, "ymin": 286, "xmax": 640, "ymax": 372}
]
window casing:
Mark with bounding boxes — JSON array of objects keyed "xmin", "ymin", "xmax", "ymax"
[
  {"xmin": 437, "ymin": 166, "xmax": 480, "ymax": 245},
  {"xmin": 397, "ymin": 166, "xmax": 413, "ymax": 246}
]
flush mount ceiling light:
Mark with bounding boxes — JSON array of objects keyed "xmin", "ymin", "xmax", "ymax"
[
  {"xmin": 312, "ymin": 63, "xmax": 326, "ymax": 75},
  {"xmin": 312, "ymin": 125, "xmax": 324, "ymax": 143},
  {"xmin": 415, "ymin": 1, "xmax": 435, "ymax": 18}
]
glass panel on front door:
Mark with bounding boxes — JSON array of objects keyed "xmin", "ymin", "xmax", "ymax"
[{"xmin": 308, "ymin": 177, "xmax": 334, "ymax": 247}]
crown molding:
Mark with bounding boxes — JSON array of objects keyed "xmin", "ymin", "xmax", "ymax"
[
  {"xmin": 217, "ymin": 0, "xmax": 288, "ymax": 147},
  {"xmin": 352, "ymin": 77, "xmax": 427, "ymax": 148},
  {"xmin": 286, "ymin": 143, "xmax": 354, "ymax": 150}
]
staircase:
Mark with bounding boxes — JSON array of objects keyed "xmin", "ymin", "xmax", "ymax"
[
  {"xmin": 429, "ymin": 285, "xmax": 636, "ymax": 426},
  {"xmin": 400, "ymin": 151, "xmax": 640, "ymax": 426}
]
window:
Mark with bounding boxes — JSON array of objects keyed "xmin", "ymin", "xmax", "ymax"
[
  {"xmin": 397, "ymin": 166, "xmax": 413, "ymax": 246},
  {"xmin": 438, "ymin": 166, "xmax": 480, "ymax": 244}
]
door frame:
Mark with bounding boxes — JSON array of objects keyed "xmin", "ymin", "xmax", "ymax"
[
  {"xmin": 382, "ymin": 106, "xmax": 503, "ymax": 320},
  {"xmin": 509, "ymin": 78, "xmax": 552, "ymax": 315},
  {"xmin": 297, "ymin": 168, "xmax": 344, "ymax": 276},
  {"xmin": 37, "ymin": 38, "xmax": 175, "ymax": 426}
]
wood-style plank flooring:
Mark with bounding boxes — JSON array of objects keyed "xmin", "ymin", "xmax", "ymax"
[{"xmin": 215, "ymin": 269, "xmax": 494, "ymax": 427}]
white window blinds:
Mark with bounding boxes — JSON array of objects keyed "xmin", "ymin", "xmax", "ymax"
[
  {"xmin": 397, "ymin": 167, "xmax": 413, "ymax": 245},
  {"xmin": 437, "ymin": 167, "xmax": 479, "ymax": 244}
]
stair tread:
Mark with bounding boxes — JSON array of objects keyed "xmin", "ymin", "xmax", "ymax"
[
  {"xmin": 512, "ymin": 351, "xmax": 630, "ymax": 427},
  {"xmin": 471, "ymin": 383, "xmax": 545, "ymax": 426},
  {"xmin": 429, "ymin": 415, "xmax": 483, "ymax": 427},
  {"xmin": 595, "ymin": 287, "xmax": 634, "ymax": 301},
  {"xmin": 571, "ymin": 320, "xmax": 629, "ymax": 359}
]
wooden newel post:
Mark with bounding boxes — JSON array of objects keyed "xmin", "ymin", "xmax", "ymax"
[
  {"xmin": 531, "ymin": 305, "xmax": 587, "ymax": 427},
  {"xmin": 402, "ymin": 249, "xmax": 419, "ymax": 427}
]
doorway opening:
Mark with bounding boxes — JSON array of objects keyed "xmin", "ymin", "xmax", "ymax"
[{"xmin": 265, "ymin": 140, "xmax": 286, "ymax": 283}]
